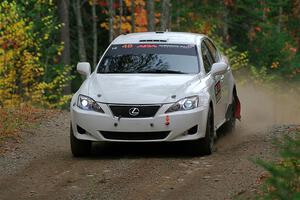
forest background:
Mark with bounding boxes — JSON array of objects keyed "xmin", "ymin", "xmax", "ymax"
[{"xmin": 1, "ymin": 0, "xmax": 300, "ymax": 108}]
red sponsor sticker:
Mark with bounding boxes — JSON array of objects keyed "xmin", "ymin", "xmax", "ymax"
[{"xmin": 137, "ymin": 44, "xmax": 158, "ymax": 48}]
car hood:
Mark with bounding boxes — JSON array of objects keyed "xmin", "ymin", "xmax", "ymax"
[{"xmin": 87, "ymin": 74, "xmax": 201, "ymax": 104}]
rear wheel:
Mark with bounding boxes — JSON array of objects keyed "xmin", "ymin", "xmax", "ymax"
[
  {"xmin": 70, "ymin": 125, "xmax": 91, "ymax": 157},
  {"xmin": 189, "ymin": 107, "xmax": 214, "ymax": 155}
]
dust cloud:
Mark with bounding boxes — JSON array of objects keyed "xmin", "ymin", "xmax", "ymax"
[
  {"xmin": 216, "ymin": 81, "xmax": 300, "ymax": 150},
  {"xmin": 236, "ymin": 83, "xmax": 300, "ymax": 133}
]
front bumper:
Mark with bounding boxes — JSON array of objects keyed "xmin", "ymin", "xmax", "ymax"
[{"xmin": 70, "ymin": 102, "xmax": 209, "ymax": 142}]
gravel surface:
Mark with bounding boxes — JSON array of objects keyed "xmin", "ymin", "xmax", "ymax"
[{"xmin": 0, "ymin": 84, "xmax": 299, "ymax": 200}]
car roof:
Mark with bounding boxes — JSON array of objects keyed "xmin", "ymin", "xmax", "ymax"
[{"xmin": 112, "ymin": 32, "xmax": 206, "ymax": 45}]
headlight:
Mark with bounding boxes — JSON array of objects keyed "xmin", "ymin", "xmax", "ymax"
[
  {"xmin": 166, "ymin": 96, "xmax": 199, "ymax": 113},
  {"xmin": 77, "ymin": 95, "xmax": 104, "ymax": 113}
]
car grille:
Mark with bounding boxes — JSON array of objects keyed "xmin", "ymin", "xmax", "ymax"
[
  {"xmin": 100, "ymin": 131, "xmax": 170, "ymax": 140},
  {"xmin": 109, "ymin": 105, "xmax": 160, "ymax": 118}
]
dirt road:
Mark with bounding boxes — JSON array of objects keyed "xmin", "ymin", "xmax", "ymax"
[{"xmin": 0, "ymin": 85, "xmax": 299, "ymax": 200}]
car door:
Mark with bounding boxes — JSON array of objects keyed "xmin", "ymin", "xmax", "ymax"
[
  {"xmin": 204, "ymin": 39, "xmax": 230, "ymax": 125},
  {"xmin": 201, "ymin": 41, "xmax": 224, "ymax": 126}
]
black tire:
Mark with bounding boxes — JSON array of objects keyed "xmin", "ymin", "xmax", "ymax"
[
  {"xmin": 70, "ymin": 125, "xmax": 92, "ymax": 157},
  {"xmin": 221, "ymin": 95, "xmax": 236, "ymax": 134},
  {"xmin": 189, "ymin": 107, "xmax": 214, "ymax": 156}
]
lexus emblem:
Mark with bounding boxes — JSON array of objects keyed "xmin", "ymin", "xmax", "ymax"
[{"xmin": 129, "ymin": 107, "xmax": 140, "ymax": 116}]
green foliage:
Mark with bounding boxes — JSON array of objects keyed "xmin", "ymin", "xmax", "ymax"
[
  {"xmin": 2, "ymin": 0, "xmax": 300, "ymax": 106},
  {"xmin": 0, "ymin": 0, "xmax": 73, "ymax": 108},
  {"xmin": 0, "ymin": 1, "xmax": 42, "ymax": 106},
  {"xmin": 194, "ymin": 22, "xmax": 250, "ymax": 72},
  {"xmin": 224, "ymin": 48, "xmax": 249, "ymax": 71},
  {"xmin": 256, "ymin": 133, "xmax": 300, "ymax": 200},
  {"xmin": 172, "ymin": 0, "xmax": 300, "ymax": 81},
  {"xmin": 250, "ymin": 66, "xmax": 278, "ymax": 83},
  {"xmin": 250, "ymin": 24, "xmax": 298, "ymax": 77},
  {"xmin": 229, "ymin": 0, "xmax": 300, "ymax": 80}
]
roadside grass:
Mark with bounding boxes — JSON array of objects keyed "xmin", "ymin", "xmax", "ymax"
[
  {"xmin": 0, "ymin": 105, "xmax": 57, "ymax": 143},
  {"xmin": 233, "ymin": 126, "xmax": 300, "ymax": 200},
  {"xmin": 255, "ymin": 127, "xmax": 300, "ymax": 200}
]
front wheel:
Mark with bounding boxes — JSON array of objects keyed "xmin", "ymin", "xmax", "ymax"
[
  {"xmin": 70, "ymin": 125, "xmax": 92, "ymax": 157},
  {"xmin": 188, "ymin": 107, "xmax": 214, "ymax": 155}
]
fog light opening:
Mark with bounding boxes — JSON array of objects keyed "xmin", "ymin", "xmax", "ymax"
[
  {"xmin": 187, "ymin": 125, "xmax": 198, "ymax": 135},
  {"xmin": 77, "ymin": 125, "xmax": 86, "ymax": 134}
]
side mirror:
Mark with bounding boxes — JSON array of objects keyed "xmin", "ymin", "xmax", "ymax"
[
  {"xmin": 211, "ymin": 62, "xmax": 228, "ymax": 76},
  {"xmin": 77, "ymin": 62, "xmax": 91, "ymax": 79}
]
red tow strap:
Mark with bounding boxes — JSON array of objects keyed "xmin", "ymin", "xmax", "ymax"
[{"xmin": 235, "ymin": 96, "xmax": 241, "ymax": 121}]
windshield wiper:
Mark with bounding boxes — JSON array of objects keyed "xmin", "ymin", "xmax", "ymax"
[{"xmin": 138, "ymin": 69, "xmax": 187, "ymax": 74}]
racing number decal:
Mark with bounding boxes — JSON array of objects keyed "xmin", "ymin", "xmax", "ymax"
[{"xmin": 214, "ymin": 81, "xmax": 222, "ymax": 103}]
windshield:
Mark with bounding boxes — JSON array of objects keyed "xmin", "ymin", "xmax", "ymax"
[{"xmin": 97, "ymin": 44, "xmax": 200, "ymax": 74}]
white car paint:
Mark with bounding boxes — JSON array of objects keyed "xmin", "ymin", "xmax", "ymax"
[{"xmin": 70, "ymin": 32, "xmax": 237, "ymax": 152}]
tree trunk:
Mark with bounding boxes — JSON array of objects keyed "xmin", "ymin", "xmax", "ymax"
[
  {"xmin": 119, "ymin": 0, "xmax": 123, "ymax": 34},
  {"xmin": 175, "ymin": 0, "xmax": 180, "ymax": 30},
  {"xmin": 168, "ymin": 4, "xmax": 172, "ymax": 31},
  {"xmin": 277, "ymin": 6, "xmax": 282, "ymax": 33},
  {"xmin": 222, "ymin": 2, "xmax": 229, "ymax": 44},
  {"xmin": 58, "ymin": 0, "xmax": 71, "ymax": 94},
  {"xmin": 92, "ymin": 0, "xmax": 98, "ymax": 67},
  {"xmin": 131, "ymin": 0, "xmax": 135, "ymax": 32},
  {"xmin": 108, "ymin": 0, "xmax": 114, "ymax": 42},
  {"xmin": 298, "ymin": 0, "xmax": 300, "ymax": 49},
  {"xmin": 262, "ymin": 0, "xmax": 266, "ymax": 21},
  {"xmin": 161, "ymin": 0, "xmax": 171, "ymax": 31},
  {"xmin": 147, "ymin": 0, "xmax": 155, "ymax": 31},
  {"xmin": 74, "ymin": 0, "xmax": 87, "ymax": 62}
]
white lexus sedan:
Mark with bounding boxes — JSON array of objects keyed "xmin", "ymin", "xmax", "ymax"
[{"xmin": 70, "ymin": 32, "xmax": 241, "ymax": 157}]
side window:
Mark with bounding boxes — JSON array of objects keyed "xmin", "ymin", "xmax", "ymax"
[
  {"xmin": 204, "ymin": 39, "xmax": 220, "ymax": 63},
  {"xmin": 201, "ymin": 42, "xmax": 214, "ymax": 73}
]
